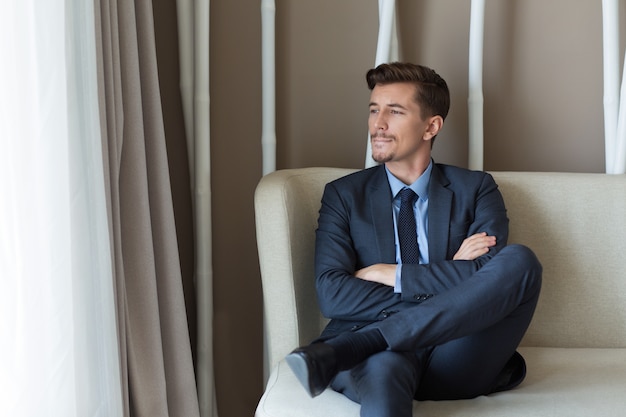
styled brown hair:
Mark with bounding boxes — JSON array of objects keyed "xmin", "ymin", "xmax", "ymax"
[{"xmin": 366, "ymin": 62, "xmax": 450, "ymax": 121}]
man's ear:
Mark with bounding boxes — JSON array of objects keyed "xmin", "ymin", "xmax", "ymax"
[{"xmin": 424, "ymin": 115, "xmax": 444, "ymax": 140}]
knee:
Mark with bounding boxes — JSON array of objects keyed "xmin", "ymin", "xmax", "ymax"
[
  {"xmin": 500, "ymin": 244, "xmax": 543, "ymax": 292},
  {"xmin": 502, "ymin": 244, "xmax": 542, "ymax": 269}
]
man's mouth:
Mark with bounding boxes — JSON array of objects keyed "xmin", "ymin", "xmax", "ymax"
[{"xmin": 372, "ymin": 137, "xmax": 394, "ymax": 149}]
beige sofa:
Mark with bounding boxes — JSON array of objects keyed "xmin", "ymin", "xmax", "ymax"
[{"xmin": 254, "ymin": 167, "xmax": 626, "ymax": 417}]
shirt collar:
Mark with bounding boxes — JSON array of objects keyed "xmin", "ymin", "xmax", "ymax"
[{"xmin": 385, "ymin": 159, "xmax": 433, "ymax": 201}]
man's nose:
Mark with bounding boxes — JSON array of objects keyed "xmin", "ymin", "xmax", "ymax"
[{"xmin": 374, "ymin": 113, "xmax": 387, "ymax": 130}]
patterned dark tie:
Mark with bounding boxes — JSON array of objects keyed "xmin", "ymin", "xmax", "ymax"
[{"xmin": 398, "ymin": 188, "xmax": 419, "ymax": 264}]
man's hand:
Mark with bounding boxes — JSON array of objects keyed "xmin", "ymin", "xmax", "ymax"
[
  {"xmin": 453, "ymin": 232, "xmax": 496, "ymax": 261},
  {"xmin": 355, "ymin": 263, "xmax": 397, "ymax": 287}
]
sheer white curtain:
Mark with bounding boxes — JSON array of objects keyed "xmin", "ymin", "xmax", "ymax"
[
  {"xmin": 0, "ymin": 1, "xmax": 122, "ymax": 416},
  {"xmin": 177, "ymin": 1, "xmax": 217, "ymax": 416}
]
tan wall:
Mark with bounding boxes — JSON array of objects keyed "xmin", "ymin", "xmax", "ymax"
[{"xmin": 208, "ymin": 0, "xmax": 620, "ymax": 416}]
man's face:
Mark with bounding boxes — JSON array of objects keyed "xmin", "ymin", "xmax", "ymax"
[{"xmin": 368, "ymin": 82, "xmax": 436, "ymax": 165}]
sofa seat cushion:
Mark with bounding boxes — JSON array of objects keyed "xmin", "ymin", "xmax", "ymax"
[{"xmin": 256, "ymin": 347, "xmax": 626, "ymax": 417}]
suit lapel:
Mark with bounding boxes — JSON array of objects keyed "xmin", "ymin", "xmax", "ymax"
[
  {"xmin": 368, "ymin": 166, "xmax": 396, "ymax": 263},
  {"xmin": 428, "ymin": 165, "xmax": 453, "ymax": 262}
]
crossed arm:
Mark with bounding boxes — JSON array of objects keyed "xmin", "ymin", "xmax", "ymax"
[{"xmin": 355, "ymin": 232, "xmax": 497, "ymax": 287}]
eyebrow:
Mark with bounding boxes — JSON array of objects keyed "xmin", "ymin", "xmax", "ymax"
[{"xmin": 369, "ymin": 102, "xmax": 409, "ymax": 110}]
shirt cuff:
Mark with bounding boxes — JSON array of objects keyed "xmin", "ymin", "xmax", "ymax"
[{"xmin": 394, "ymin": 264, "xmax": 402, "ymax": 293}]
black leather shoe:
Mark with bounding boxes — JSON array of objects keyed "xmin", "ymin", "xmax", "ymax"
[{"xmin": 285, "ymin": 343, "xmax": 338, "ymax": 398}]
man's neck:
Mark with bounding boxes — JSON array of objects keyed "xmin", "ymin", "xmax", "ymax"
[{"xmin": 385, "ymin": 156, "xmax": 431, "ymax": 186}]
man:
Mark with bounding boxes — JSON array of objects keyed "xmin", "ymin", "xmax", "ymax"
[{"xmin": 285, "ymin": 62, "xmax": 543, "ymax": 417}]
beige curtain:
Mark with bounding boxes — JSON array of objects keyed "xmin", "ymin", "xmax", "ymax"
[
  {"xmin": 95, "ymin": 1, "xmax": 200, "ymax": 416},
  {"xmin": 174, "ymin": 0, "xmax": 216, "ymax": 416}
]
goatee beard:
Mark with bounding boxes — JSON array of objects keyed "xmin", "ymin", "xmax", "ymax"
[
  {"xmin": 372, "ymin": 152, "xmax": 392, "ymax": 163},
  {"xmin": 371, "ymin": 134, "xmax": 394, "ymax": 163}
]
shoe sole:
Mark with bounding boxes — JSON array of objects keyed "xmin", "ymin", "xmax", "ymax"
[{"xmin": 285, "ymin": 353, "xmax": 317, "ymax": 397}]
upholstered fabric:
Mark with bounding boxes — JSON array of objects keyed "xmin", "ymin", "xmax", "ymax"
[
  {"xmin": 494, "ymin": 172, "xmax": 626, "ymax": 348},
  {"xmin": 258, "ymin": 348, "xmax": 626, "ymax": 417},
  {"xmin": 254, "ymin": 168, "xmax": 626, "ymax": 416}
]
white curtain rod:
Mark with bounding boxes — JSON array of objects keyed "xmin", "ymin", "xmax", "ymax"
[
  {"xmin": 603, "ymin": 0, "xmax": 626, "ymax": 174},
  {"xmin": 468, "ymin": 0, "xmax": 485, "ymax": 171},
  {"xmin": 261, "ymin": 0, "xmax": 276, "ymax": 175},
  {"xmin": 365, "ymin": 0, "xmax": 398, "ymax": 168}
]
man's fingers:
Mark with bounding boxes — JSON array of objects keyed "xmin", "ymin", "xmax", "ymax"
[{"xmin": 453, "ymin": 233, "xmax": 496, "ymax": 260}]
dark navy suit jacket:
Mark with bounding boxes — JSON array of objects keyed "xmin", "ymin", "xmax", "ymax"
[{"xmin": 315, "ymin": 162, "xmax": 509, "ymax": 339}]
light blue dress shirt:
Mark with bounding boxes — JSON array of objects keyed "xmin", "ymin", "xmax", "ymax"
[{"xmin": 384, "ymin": 160, "xmax": 432, "ymax": 293}]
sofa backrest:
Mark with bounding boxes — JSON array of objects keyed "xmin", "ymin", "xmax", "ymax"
[
  {"xmin": 492, "ymin": 172, "xmax": 626, "ymax": 349},
  {"xmin": 255, "ymin": 168, "xmax": 626, "ymax": 371}
]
